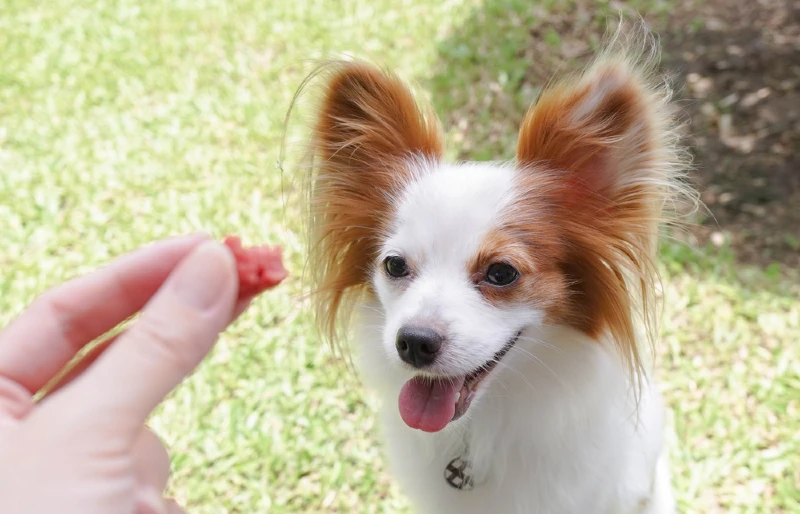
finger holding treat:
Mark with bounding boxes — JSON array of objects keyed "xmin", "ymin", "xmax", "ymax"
[{"xmin": 0, "ymin": 233, "xmax": 287, "ymax": 514}]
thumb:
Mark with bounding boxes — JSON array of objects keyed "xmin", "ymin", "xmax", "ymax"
[{"xmin": 59, "ymin": 240, "xmax": 239, "ymax": 436}]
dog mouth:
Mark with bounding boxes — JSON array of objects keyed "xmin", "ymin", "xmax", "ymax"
[{"xmin": 397, "ymin": 332, "xmax": 520, "ymax": 433}]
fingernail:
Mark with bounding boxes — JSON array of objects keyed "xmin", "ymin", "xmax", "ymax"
[{"xmin": 172, "ymin": 241, "xmax": 235, "ymax": 310}]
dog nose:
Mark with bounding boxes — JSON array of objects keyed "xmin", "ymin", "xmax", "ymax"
[{"xmin": 395, "ymin": 326, "xmax": 443, "ymax": 368}]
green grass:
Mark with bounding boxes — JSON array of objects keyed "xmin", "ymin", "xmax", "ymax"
[{"xmin": 1, "ymin": 0, "xmax": 798, "ymax": 512}]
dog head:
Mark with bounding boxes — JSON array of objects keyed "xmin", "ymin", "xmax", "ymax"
[{"xmin": 303, "ymin": 27, "xmax": 689, "ymax": 432}]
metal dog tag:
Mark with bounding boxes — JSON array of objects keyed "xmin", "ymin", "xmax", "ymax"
[{"xmin": 444, "ymin": 455, "xmax": 475, "ymax": 491}]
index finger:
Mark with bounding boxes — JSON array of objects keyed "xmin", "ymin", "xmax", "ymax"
[{"xmin": 0, "ymin": 233, "xmax": 210, "ymax": 394}]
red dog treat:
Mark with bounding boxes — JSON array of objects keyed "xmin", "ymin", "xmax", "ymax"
[{"xmin": 223, "ymin": 235, "xmax": 288, "ymax": 299}]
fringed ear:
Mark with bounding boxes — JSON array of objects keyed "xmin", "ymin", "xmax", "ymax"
[
  {"xmin": 515, "ymin": 27, "xmax": 689, "ymax": 383},
  {"xmin": 316, "ymin": 62, "xmax": 443, "ymax": 168},
  {"xmin": 305, "ymin": 61, "xmax": 444, "ymax": 347},
  {"xmin": 517, "ymin": 56, "xmax": 669, "ymax": 213}
]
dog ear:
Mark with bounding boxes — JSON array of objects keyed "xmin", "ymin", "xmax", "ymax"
[
  {"xmin": 315, "ymin": 61, "xmax": 443, "ymax": 173},
  {"xmin": 309, "ymin": 61, "xmax": 443, "ymax": 247},
  {"xmin": 306, "ymin": 62, "xmax": 443, "ymax": 345},
  {"xmin": 516, "ymin": 59, "xmax": 666, "ymax": 210},
  {"xmin": 514, "ymin": 42, "xmax": 688, "ymax": 381}
]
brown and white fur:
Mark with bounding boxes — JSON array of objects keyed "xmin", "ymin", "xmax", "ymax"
[{"xmin": 300, "ymin": 23, "xmax": 692, "ymax": 514}]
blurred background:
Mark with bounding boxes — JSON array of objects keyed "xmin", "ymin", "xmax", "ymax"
[{"xmin": 1, "ymin": 0, "xmax": 797, "ymax": 512}]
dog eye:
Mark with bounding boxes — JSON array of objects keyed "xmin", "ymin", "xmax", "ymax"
[
  {"xmin": 486, "ymin": 263, "xmax": 519, "ymax": 286},
  {"xmin": 384, "ymin": 256, "xmax": 410, "ymax": 278}
]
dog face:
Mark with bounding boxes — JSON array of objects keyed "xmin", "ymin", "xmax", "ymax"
[{"xmin": 372, "ymin": 162, "xmax": 543, "ymax": 378}]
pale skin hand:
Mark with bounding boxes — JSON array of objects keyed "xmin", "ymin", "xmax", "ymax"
[{"xmin": 0, "ymin": 234, "xmax": 253, "ymax": 514}]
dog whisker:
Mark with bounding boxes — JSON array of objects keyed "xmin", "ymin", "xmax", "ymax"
[{"xmin": 502, "ymin": 346, "xmax": 564, "ymax": 386}]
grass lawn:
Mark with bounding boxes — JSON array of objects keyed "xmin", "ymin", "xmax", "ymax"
[{"xmin": 1, "ymin": 0, "xmax": 798, "ymax": 512}]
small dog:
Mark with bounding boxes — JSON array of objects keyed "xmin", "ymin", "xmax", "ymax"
[{"xmin": 301, "ymin": 22, "xmax": 692, "ymax": 514}]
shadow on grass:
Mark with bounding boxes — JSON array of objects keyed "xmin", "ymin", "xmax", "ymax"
[
  {"xmin": 423, "ymin": 0, "xmax": 800, "ymax": 274},
  {"xmin": 657, "ymin": 0, "xmax": 800, "ymax": 270}
]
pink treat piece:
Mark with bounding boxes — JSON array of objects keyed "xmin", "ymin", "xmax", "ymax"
[{"xmin": 223, "ymin": 235, "xmax": 288, "ymax": 299}]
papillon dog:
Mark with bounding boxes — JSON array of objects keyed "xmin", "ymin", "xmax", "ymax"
[{"xmin": 299, "ymin": 21, "xmax": 693, "ymax": 514}]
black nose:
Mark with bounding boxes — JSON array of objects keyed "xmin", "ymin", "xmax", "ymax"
[{"xmin": 396, "ymin": 326, "xmax": 443, "ymax": 368}]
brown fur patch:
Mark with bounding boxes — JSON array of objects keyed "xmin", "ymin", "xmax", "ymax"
[
  {"xmin": 469, "ymin": 190, "xmax": 571, "ymax": 321},
  {"xmin": 304, "ymin": 61, "xmax": 444, "ymax": 346}
]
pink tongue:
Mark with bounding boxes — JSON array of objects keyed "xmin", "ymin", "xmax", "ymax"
[{"xmin": 398, "ymin": 376, "xmax": 465, "ymax": 432}]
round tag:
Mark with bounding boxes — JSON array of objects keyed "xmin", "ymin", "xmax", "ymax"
[{"xmin": 444, "ymin": 455, "xmax": 474, "ymax": 491}]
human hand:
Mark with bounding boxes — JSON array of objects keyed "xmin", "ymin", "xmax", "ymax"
[{"xmin": 0, "ymin": 234, "xmax": 252, "ymax": 514}]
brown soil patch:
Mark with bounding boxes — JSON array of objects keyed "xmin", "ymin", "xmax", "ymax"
[{"xmin": 659, "ymin": 0, "xmax": 800, "ymax": 269}]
